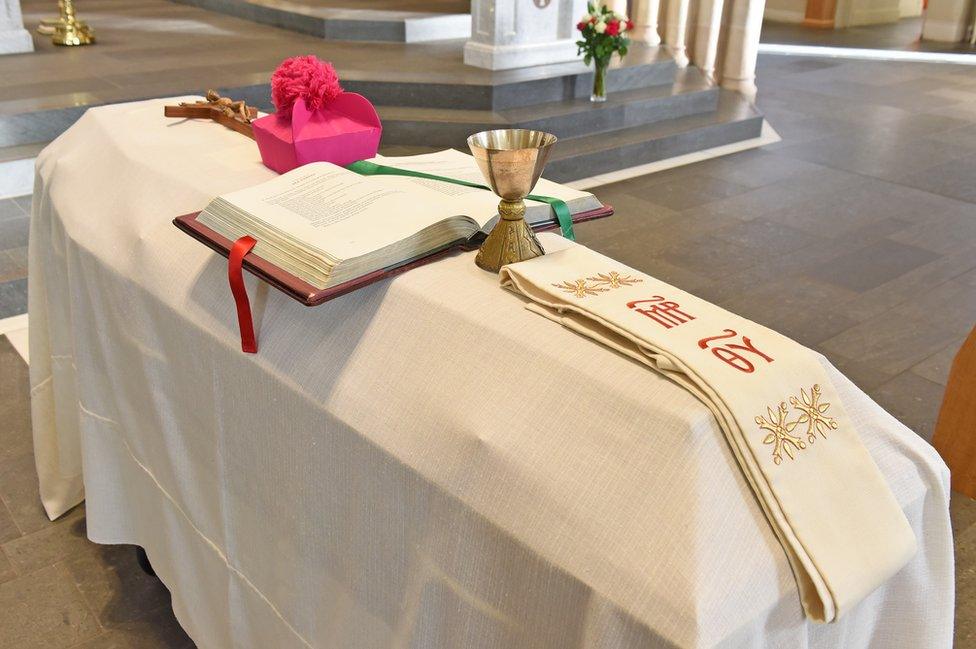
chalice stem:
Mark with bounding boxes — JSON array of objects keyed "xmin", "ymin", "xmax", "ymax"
[{"xmin": 474, "ymin": 198, "xmax": 544, "ymax": 273}]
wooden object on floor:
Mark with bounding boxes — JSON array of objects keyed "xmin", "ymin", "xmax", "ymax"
[
  {"xmin": 933, "ymin": 324, "xmax": 976, "ymax": 499},
  {"xmin": 803, "ymin": 0, "xmax": 837, "ymax": 28}
]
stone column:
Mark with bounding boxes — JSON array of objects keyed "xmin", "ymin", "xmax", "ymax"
[
  {"xmin": 465, "ymin": 0, "xmax": 588, "ymax": 70},
  {"xmin": 720, "ymin": 0, "xmax": 765, "ymax": 99},
  {"xmin": 630, "ymin": 0, "xmax": 662, "ymax": 44},
  {"xmin": 663, "ymin": 0, "xmax": 690, "ymax": 66},
  {"xmin": 921, "ymin": 0, "xmax": 972, "ymax": 41},
  {"xmin": 0, "ymin": 0, "xmax": 33, "ymax": 54},
  {"xmin": 693, "ymin": 0, "xmax": 725, "ymax": 79}
]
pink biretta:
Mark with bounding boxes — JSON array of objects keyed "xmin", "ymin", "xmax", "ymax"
[{"xmin": 252, "ymin": 55, "xmax": 382, "ymax": 173}]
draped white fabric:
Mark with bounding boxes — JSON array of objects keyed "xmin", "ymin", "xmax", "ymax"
[
  {"xmin": 29, "ymin": 98, "xmax": 954, "ymax": 649},
  {"xmin": 500, "ymin": 244, "xmax": 917, "ymax": 623}
]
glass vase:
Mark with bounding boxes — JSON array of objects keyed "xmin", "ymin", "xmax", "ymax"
[{"xmin": 590, "ymin": 58, "xmax": 610, "ymax": 103}]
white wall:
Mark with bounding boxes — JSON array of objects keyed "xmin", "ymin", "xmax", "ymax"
[
  {"xmin": 922, "ymin": 0, "xmax": 973, "ymax": 40},
  {"xmin": 763, "ymin": 0, "xmax": 919, "ymax": 26},
  {"xmin": 835, "ymin": 0, "xmax": 901, "ymax": 26},
  {"xmin": 764, "ymin": 0, "xmax": 806, "ymax": 23},
  {"xmin": 899, "ymin": 0, "xmax": 923, "ymax": 18}
]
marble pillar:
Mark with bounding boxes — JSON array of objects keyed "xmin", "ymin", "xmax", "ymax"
[
  {"xmin": 720, "ymin": 0, "xmax": 766, "ymax": 100},
  {"xmin": 663, "ymin": 0, "xmax": 690, "ymax": 66},
  {"xmin": 921, "ymin": 0, "xmax": 972, "ymax": 41},
  {"xmin": 630, "ymin": 0, "xmax": 662, "ymax": 45},
  {"xmin": 693, "ymin": 0, "xmax": 725, "ymax": 79},
  {"xmin": 0, "ymin": 0, "xmax": 33, "ymax": 54},
  {"xmin": 464, "ymin": 0, "xmax": 587, "ymax": 70}
]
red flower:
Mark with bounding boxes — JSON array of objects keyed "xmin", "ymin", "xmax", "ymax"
[
  {"xmin": 606, "ymin": 19, "xmax": 620, "ymax": 36},
  {"xmin": 626, "ymin": 19, "xmax": 634, "ymax": 31},
  {"xmin": 577, "ymin": 20, "xmax": 588, "ymax": 31}
]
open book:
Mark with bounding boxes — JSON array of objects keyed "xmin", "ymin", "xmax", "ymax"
[{"xmin": 195, "ymin": 149, "xmax": 603, "ymax": 290}]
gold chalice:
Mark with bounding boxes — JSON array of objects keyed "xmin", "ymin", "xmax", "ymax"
[{"xmin": 467, "ymin": 128, "xmax": 557, "ymax": 273}]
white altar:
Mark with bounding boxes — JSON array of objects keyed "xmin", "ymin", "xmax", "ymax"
[
  {"xmin": 28, "ymin": 98, "xmax": 954, "ymax": 648},
  {"xmin": 465, "ymin": 0, "xmax": 588, "ymax": 70},
  {"xmin": 0, "ymin": 0, "xmax": 33, "ymax": 54}
]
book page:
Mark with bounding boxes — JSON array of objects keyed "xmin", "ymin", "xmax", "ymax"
[
  {"xmin": 372, "ymin": 149, "xmax": 594, "ymax": 203},
  {"xmin": 372, "ymin": 149, "xmax": 489, "ymax": 186},
  {"xmin": 217, "ymin": 162, "xmax": 469, "ymax": 259},
  {"xmin": 371, "ymin": 149, "xmax": 598, "ymax": 226}
]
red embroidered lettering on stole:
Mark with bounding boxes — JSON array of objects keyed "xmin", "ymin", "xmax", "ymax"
[
  {"xmin": 627, "ymin": 296, "xmax": 695, "ymax": 329},
  {"xmin": 698, "ymin": 329, "xmax": 774, "ymax": 373}
]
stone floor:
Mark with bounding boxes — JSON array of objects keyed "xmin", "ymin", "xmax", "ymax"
[
  {"xmin": 2, "ymin": 0, "xmax": 502, "ymax": 121},
  {"xmin": 762, "ymin": 16, "xmax": 976, "ymax": 53},
  {"xmin": 0, "ymin": 195, "xmax": 29, "ymax": 319}
]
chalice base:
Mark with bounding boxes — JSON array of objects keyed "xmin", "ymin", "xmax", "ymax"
[{"xmin": 475, "ymin": 214, "xmax": 545, "ymax": 273}]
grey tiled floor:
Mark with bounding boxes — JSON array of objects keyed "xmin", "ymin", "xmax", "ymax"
[
  {"xmin": 0, "ymin": 336, "xmax": 195, "ymax": 648},
  {"xmin": 0, "ymin": 195, "xmax": 29, "ymax": 319},
  {"xmin": 4, "ymin": 23, "xmax": 976, "ymax": 649},
  {"xmin": 762, "ymin": 16, "xmax": 976, "ymax": 54}
]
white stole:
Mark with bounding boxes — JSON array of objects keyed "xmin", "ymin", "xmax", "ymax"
[{"xmin": 499, "ymin": 242, "xmax": 916, "ymax": 622}]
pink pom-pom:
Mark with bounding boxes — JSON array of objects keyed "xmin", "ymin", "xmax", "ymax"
[{"xmin": 270, "ymin": 55, "xmax": 343, "ymax": 118}]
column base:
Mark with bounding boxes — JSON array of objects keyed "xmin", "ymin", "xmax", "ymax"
[
  {"xmin": 668, "ymin": 45, "xmax": 689, "ymax": 67},
  {"xmin": 463, "ymin": 38, "xmax": 580, "ymax": 70},
  {"xmin": 630, "ymin": 25, "xmax": 661, "ymax": 45},
  {"xmin": 0, "ymin": 27, "xmax": 33, "ymax": 54},
  {"xmin": 921, "ymin": 18, "xmax": 968, "ymax": 42},
  {"xmin": 721, "ymin": 76, "xmax": 758, "ymax": 101},
  {"xmin": 802, "ymin": 17, "xmax": 835, "ymax": 28}
]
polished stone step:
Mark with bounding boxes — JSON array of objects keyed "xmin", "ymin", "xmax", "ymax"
[
  {"xmin": 544, "ymin": 91, "xmax": 764, "ymax": 182},
  {"xmin": 0, "ymin": 105, "xmax": 90, "ymax": 149},
  {"xmin": 170, "ymin": 0, "xmax": 471, "ymax": 42},
  {"xmin": 377, "ymin": 68, "xmax": 718, "ymax": 146},
  {"xmin": 222, "ymin": 45, "xmax": 677, "ymax": 111},
  {"xmin": 0, "ymin": 89, "xmax": 762, "ymax": 184},
  {"xmin": 356, "ymin": 50, "xmax": 677, "ymax": 110},
  {"xmin": 0, "ymin": 49, "xmax": 762, "ymax": 186},
  {"xmin": 0, "ymin": 52, "xmax": 677, "ymax": 149}
]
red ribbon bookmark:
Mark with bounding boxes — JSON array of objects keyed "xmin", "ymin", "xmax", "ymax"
[{"xmin": 229, "ymin": 236, "xmax": 258, "ymax": 353}]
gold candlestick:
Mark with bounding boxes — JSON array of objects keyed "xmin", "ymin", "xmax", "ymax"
[
  {"xmin": 467, "ymin": 128, "xmax": 557, "ymax": 273},
  {"xmin": 52, "ymin": 0, "xmax": 95, "ymax": 46}
]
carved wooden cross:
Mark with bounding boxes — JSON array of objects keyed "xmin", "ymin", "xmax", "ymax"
[{"xmin": 164, "ymin": 90, "xmax": 258, "ymax": 139}]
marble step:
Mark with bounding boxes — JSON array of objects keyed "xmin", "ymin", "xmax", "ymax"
[
  {"xmin": 221, "ymin": 45, "xmax": 678, "ymax": 111},
  {"xmin": 0, "ymin": 50, "xmax": 676, "ymax": 149},
  {"xmin": 544, "ymin": 91, "xmax": 764, "ymax": 183},
  {"xmin": 377, "ymin": 68, "xmax": 718, "ymax": 146},
  {"xmin": 170, "ymin": 0, "xmax": 471, "ymax": 43}
]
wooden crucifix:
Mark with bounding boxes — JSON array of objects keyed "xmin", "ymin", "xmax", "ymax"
[{"xmin": 164, "ymin": 90, "xmax": 259, "ymax": 139}]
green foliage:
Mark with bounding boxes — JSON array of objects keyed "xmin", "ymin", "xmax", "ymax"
[{"xmin": 575, "ymin": 2, "xmax": 632, "ymax": 68}]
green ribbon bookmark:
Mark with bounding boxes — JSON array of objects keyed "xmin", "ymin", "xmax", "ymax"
[{"xmin": 346, "ymin": 160, "xmax": 575, "ymax": 241}]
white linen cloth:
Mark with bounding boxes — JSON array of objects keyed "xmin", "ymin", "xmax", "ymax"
[
  {"xmin": 500, "ymin": 245, "xmax": 917, "ymax": 623},
  {"xmin": 29, "ymin": 98, "xmax": 954, "ymax": 649}
]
